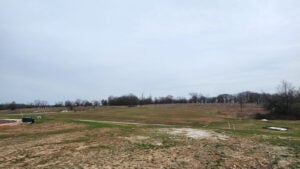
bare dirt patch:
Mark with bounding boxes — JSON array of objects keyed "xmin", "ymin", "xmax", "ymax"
[
  {"xmin": 123, "ymin": 135, "xmax": 149, "ymax": 143},
  {"xmin": 163, "ymin": 128, "xmax": 228, "ymax": 140},
  {"xmin": 0, "ymin": 119, "xmax": 22, "ymax": 127}
]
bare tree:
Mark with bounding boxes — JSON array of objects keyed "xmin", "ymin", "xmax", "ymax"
[
  {"xmin": 54, "ymin": 101, "xmax": 64, "ymax": 107},
  {"xmin": 65, "ymin": 100, "xmax": 74, "ymax": 110},
  {"xmin": 34, "ymin": 100, "xmax": 48, "ymax": 107},
  {"xmin": 8, "ymin": 101, "xmax": 16, "ymax": 110},
  {"xmin": 92, "ymin": 100, "xmax": 100, "ymax": 107},
  {"xmin": 237, "ymin": 93, "xmax": 247, "ymax": 112},
  {"xmin": 189, "ymin": 93, "xmax": 198, "ymax": 103},
  {"xmin": 262, "ymin": 81, "xmax": 300, "ymax": 119},
  {"xmin": 75, "ymin": 99, "xmax": 82, "ymax": 107},
  {"xmin": 101, "ymin": 99, "xmax": 108, "ymax": 106},
  {"xmin": 277, "ymin": 80, "xmax": 295, "ymax": 114}
]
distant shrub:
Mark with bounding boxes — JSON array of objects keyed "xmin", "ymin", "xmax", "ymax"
[{"xmin": 263, "ymin": 81, "xmax": 300, "ymax": 120}]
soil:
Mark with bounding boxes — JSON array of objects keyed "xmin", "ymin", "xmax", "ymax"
[{"xmin": 0, "ymin": 121, "xmax": 296, "ymax": 168}]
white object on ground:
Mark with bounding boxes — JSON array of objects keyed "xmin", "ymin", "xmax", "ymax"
[
  {"xmin": 261, "ymin": 119, "xmax": 268, "ymax": 121},
  {"xmin": 267, "ymin": 126, "xmax": 287, "ymax": 131}
]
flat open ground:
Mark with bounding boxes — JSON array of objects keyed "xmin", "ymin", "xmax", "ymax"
[{"xmin": 0, "ymin": 104, "xmax": 299, "ymax": 168}]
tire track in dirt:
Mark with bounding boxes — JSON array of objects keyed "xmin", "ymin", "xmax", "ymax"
[{"xmin": 75, "ymin": 119, "xmax": 176, "ymax": 127}]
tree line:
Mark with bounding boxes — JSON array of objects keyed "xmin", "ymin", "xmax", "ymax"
[
  {"xmin": 0, "ymin": 91, "xmax": 270, "ymax": 109},
  {"xmin": 1, "ymin": 81, "xmax": 299, "ymax": 119},
  {"xmin": 103, "ymin": 91, "xmax": 268, "ymax": 106}
]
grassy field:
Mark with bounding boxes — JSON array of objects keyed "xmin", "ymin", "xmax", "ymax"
[{"xmin": 0, "ymin": 104, "xmax": 299, "ymax": 168}]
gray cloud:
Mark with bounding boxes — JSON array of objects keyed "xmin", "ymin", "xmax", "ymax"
[{"xmin": 1, "ymin": 0, "xmax": 300, "ymax": 103}]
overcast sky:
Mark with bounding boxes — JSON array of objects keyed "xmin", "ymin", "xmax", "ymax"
[{"xmin": 1, "ymin": 0, "xmax": 300, "ymax": 104}]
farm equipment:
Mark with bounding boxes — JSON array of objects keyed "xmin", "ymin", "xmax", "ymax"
[{"xmin": 22, "ymin": 117, "xmax": 35, "ymax": 124}]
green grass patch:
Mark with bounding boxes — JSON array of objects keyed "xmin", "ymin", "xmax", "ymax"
[
  {"xmin": 0, "ymin": 134, "xmax": 15, "ymax": 140},
  {"xmin": 205, "ymin": 119, "xmax": 300, "ymax": 138},
  {"xmin": 222, "ymin": 128, "xmax": 300, "ymax": 138}
]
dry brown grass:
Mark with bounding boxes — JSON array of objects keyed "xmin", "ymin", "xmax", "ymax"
[
  {"xmin": 0, "ymin": 122, "xmax": 294, "ymax": 169},
  {"xmin": 0, "ymin": 104, "xmax": 298, "ymax": 168}
]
